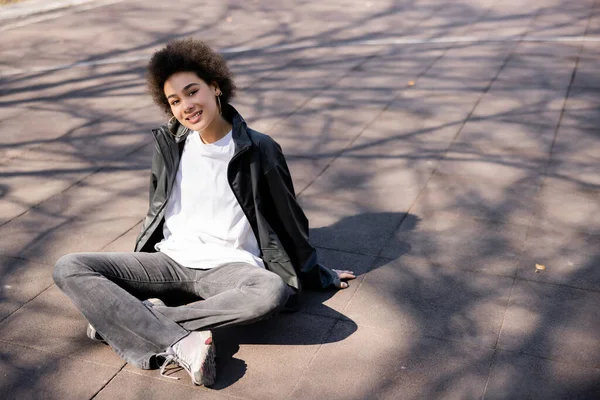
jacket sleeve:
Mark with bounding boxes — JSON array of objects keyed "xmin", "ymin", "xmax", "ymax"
[
  {"xmin": 262, "ymin": 142, "xmax": 338, "ymax": 290},
  {"xmin": 148, "ymin": 146, "xmax": 161, "ymax": 207}
]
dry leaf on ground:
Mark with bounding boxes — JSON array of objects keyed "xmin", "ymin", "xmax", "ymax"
[{"xmin": 535, "ymin": 263, "xmax": 546, "ymax": 273}]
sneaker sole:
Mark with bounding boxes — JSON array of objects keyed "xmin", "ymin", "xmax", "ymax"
[
  {"xmin": 86, "ymin": 324, "xmax": 106, "ymax": 343},
  {"xmin": 198, "ymin": 341, "xmax": 216, "ymax": 386}
]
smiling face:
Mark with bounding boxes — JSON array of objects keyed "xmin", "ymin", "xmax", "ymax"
[{"xmin": 164, "ymin": 71, "xmax": 221, "ymax": 132}]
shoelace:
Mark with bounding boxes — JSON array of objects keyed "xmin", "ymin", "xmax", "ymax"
[{"xmin": 156, "ymin": 349, "xmax": 191, "ymax": 380}]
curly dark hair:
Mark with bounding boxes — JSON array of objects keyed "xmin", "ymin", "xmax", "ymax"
[{"xmin": 146, "ymin": 38, "xmax": 236, "ymax": 116}]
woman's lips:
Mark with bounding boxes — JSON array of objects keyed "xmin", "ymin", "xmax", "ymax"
[{"xmin": 186, "ymin": 110, "xmax": 203, "ymax": 124}]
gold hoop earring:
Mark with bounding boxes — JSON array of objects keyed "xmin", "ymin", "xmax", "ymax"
[
  {"xmin": 168, "ymin": 115, "xmax": 177, "ymax": 125},
  {"xmin": 216, "ymin": 94, "xmax": 222, "ymax": 115}
]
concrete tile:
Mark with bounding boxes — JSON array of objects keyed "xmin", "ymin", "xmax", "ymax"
[
  {"xmin": 532, "ymin": 179, "xmax": 600, "ymax": 235},
  {"xmin": 526, "ymin": 10, "xmax": 591, "ymax": 37},
  {"xmin": 514, "ymin": 42, "xmax": 581, "ymax": 58},
  {"xmin": 0, "ymin": 342, "xmax": 120, "ymax": 400},
  {"xmin": 0, "ymin": 285, "xmax": 125, "ymax": 368},
  {"xmin": 413, "ymin": 170, "xmax": 540, "ymax": 226},
  {"xmin": 484, "ymin": 350, "xmax": 600, "ymax": 400},
  {"xmin": 477, "ymin": 86, "xmax": 567, "ymax": 114},
  {"xmin": 289, "ymin": 322, "xmax": 494, "ymax": 400},
  {"xmin": 0, "ymin": 104, "xmax": 87, "ymax": 163},
  {"xmin": 94, "ymin": 370, "xmax": 232, "ymax": 400},
  {"xmin": 0, "ymin": 120, "xmax": 154, "ymax": 225},
  {"xmin": 345, "ymin": 258, "xmax": 514, "ymax": 347},
  {"xmin": 545, "ymin": 155, "xmax": 600, "ymax": 189},
  {"xmin": 0, "ymin": 144, "xmax": 119, "ymax": 225},
  {"xmin": 381, "ymin": 211, "xmax": 529, "ymax": 277},
  {"xmin": 435, "ymin": 146, "xmax": 547, "ymax": 188},
  {"xmin": 301, "ymin": 136, "xmax": 439, "ymax": 203},
  {"xmin": 552, "ymin": 120, "xmax": 600, "ymax": 163},
  {"xmin": 101, "ymin": 221, "xmax": 143, "ymax": 252},
  {"xmin": 559, "ymin": 87, "xmax": 600, "ymax": 134},
  {"xmin": 572, "ymin": 56, "xmax": 600, "ymax": 88},
  {"xmin": 495, "ymin": 54, "xmax": 576, "ymax": 90},
  {"xmin": 299, "ymin": 194, "xmax": 409, "ymax": 256},
  {"xmin": 299, "ymin": 248, "xmax": 377, "ymax": 319},
  {"xmin": 0, "ymin": 166, "xmax": 149, "ymax": 264},
  {"xmin": 452, "ymin": 110, "xmax": 559, "ymax": 155},
  {"xmin": 418, "ymin": 43, "xmax": 513, "ymax": 91},
  {"xmin": 498, "ymin": 280, "xmax": 600, "ymax": 368},
  {"xmin": 0, "ymin": 256, "xmax": 53, "ymax": 321},
  {"xmin": 358, "ymin": 90, "xmax": 480, "ymax": 143},
  {"xmin": 517, "ymin": 226, "xmax": 600, "ymax": 292},
  {"xmin": 124, "ymin": 312, "xmax": 341, "ymax": 399}
]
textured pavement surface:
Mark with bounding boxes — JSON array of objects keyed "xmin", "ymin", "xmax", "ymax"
[{"xmin": 1, "ymin": 0, "xmax": 600, "ymax": 399}]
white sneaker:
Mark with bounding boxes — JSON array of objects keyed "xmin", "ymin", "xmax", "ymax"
[{"xmin": 157, "ymin": 331, "xmax": 216, "ymax": 386}]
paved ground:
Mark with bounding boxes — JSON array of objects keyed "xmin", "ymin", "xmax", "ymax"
[{"xmin": 1, "ymin": 0, "xmax": 599, "ymax": 398}]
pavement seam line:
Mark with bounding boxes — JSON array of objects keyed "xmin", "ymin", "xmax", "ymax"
[
  {"xmin": 0, "ymin": 337, "xmax": 126, "ymax": 369},
  {"xmin": 89, "ymin": 363, "xmax": 128, "ymax": 400},
  {"xmin": 337, "ymin": 0, "xmax": 506, "ymax": 314},
  {"xmin": 0, "ymin": 136, "xmax": 153, "ymax": 230},
  {"xmin": 294, "ymin": 1, "xmax": 455, "ymax": 198},
  {"xmin": 0, "ymin": 281, "xmax": 55, "ymax": 324},
  {"xmin": 120, "ymin": 369, "xmax": 250, "ymax": 399},
  {"xmin": 480, "ymin": 3, "xmax": 595, "ymax": 396},
  {"xmin": 0, "ymin": 0, "xmax": 126, "ymax": 33},
  {"xmin": 284, "ymin": 318, "xmax": 345, "ymax": 399},
  {"xmin": 4, "ymin": 35, "xmax": 600, "ymax": 77},
  {"xmin": 98, "ymin": 218, "xmax": 144, "ymax": 251}
]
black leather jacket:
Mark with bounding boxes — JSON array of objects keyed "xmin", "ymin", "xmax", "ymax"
[{"xmin": 134, "ymin": 104, "xmax": 338, "ymax": 300}]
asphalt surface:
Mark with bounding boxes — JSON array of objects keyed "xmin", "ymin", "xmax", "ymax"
[{"xmin": 1, "ymin": 0, "xmax": 599, "ymax": 399}]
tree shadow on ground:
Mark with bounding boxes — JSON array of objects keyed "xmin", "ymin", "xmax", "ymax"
[
  {"xmin": 204, "ymin": 212, "xmax": 419, "ymax": 389},
  {"xmin": 0, "ymin": 0, "xmax": 599, "ymax": 398}
]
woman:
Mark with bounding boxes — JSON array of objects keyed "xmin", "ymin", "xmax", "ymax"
[{"xmin": 53, "ymin": 38, "xmax": 355, "ymax": 387}]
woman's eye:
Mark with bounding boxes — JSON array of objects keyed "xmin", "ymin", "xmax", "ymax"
[
  {"xmin": 189, "ymin": 90, "xmax": 197, "ymax": 96},
  {"xmin": 171, "ymin": 100, "xmax": 179, "ymax": 106}
]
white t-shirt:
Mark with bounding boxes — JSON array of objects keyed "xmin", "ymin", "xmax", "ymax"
[{"xmin": 155, "ymin": 130, "xmax": 264, "ymax": 269}]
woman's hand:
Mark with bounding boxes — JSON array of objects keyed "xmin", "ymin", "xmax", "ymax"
[{"xmin": 332, "ymin": 269, "xmax": 356, "ymax": 289}]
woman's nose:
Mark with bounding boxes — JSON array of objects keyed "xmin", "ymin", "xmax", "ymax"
[{"xmin": 183, "ymin": 100, "xmax": 194, "ymax": 112}]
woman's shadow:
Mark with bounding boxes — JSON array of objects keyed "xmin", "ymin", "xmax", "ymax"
[{"xmin": 211, "ymin": 212, "xmax": 419, "ymax": 389}]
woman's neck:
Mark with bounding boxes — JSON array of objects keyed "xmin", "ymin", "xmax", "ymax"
[{"xmin": 199, "ymin": 115, "xmax": 232, "ymax": 144}]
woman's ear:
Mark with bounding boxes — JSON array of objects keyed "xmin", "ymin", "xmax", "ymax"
[{"xmin": 212, "ymin": 81, "xmax": 221, "ymax": 95}]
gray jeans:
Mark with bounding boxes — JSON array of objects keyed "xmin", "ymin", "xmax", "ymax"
[{"xmin": 53, "ymin": 251, "xmax": 289, "ymax": 369}]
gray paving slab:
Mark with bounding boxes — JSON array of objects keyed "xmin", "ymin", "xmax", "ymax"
[
  {"xmin": 0, "ymin": 165, "xmax": 148, "ymax": 264},
  {"xmin": 533, "ymin": 178, "xmax": 600, "ymax": 235},
  {"xmin": 494, "ymin": 53, "xmax": 577, "ymax": 90},
  {"xmin": 1, "ymin": 0, "xmax": 599, "ymax": 398},
  {"xmin": 0, "ymin": 342, "xmax": 121, "ymax": 400},
  {"xmin": 451, "ymin": 110, "xmax": 559, "ymax": 156},
  {"xmin": 498, "ymin": 279, "xmax": 600, "ymax": 369},
  {"xmin": 100, "ymin": 221, "xmax": 143, "ymax": 252},
  {"xmin": 0, "ymin": 255, "xmax": 53, "ymax": 322},
  {"xmin": 416, "ymin": 168, "xmax": 541, "ymax": 227},
  {"xmin": 484, "ymin": 350, "xmax": 600, "ymax": 400},
  {"xmin": 94, "ymin": 370, "xmax": 234, "ymax": 400},
  {"xmin": 417, "ymin": 43, "xmax": 514, "ymax": 92},
  {"xmin": 435, "ymin": 146, "xmax": 547, "ymax": 189},
  {"xmin": 381, "ymin": 211, "xmax": 529, "ymax": 278},
  {"xmin": 517, "ymin": 226, "xmax": 600, "ymax": 292},
  {"xmin": 344, "ymin": 257, "xmax": 514, "ymax": 348},
  {"xmin": 123, "ymin": 312, "xmax": 340, "ymax": 398},
  {"xmin": 0, "ymin": 284, "xmax": 125, "ymax": 367},
  {"xmin": 288, "ymin": 321, "xmax": 494, "ymax": 400},
  {"xmin": 298, "ymin": 248, "xmax": 377, "ymax": 319},
  {"xmin": 356, "ymin": 89, "xmax": 481, "ymax": 144},
  {"xmin": 298, "ymin": 194, "xmax": 409, "ymax": 256}
]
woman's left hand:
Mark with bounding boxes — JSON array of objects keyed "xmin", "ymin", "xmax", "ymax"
[{"xmin": 332, "ymin": 269, "xmax": 356, "ymax": 289}]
